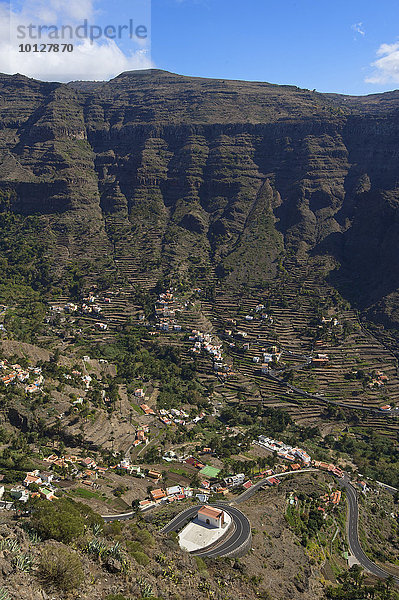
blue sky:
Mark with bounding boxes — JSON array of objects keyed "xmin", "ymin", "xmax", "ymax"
[
  {"xmin": 151, "ymin": 0, "xmax": 399, "ymax": 95},
  {"xmin": 1, "ymin": 0, "xmax": 399, "ymax": 94}
]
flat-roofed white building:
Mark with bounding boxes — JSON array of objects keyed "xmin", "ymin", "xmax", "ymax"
[
  {"xmin": 166, "ymin": 485, "xmax": 183, "ymax": 496},
  {"xmin": 224, "ymin": 473, "xmax": 245, "ymax": 488}
]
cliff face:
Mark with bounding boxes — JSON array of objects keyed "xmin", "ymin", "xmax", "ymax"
[{"xmin": 1, "ymin": 70, "xmax": 399, "ymax": 323}]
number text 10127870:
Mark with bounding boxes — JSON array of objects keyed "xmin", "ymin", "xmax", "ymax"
[{"xmin": 19, "ymin": 44, "xmax": 74, "ymax": 52}]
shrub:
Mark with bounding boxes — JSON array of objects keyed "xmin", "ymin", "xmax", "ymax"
[
  {"xmin": 104, "ymin": 520, "xmax": 124, "ymax": 538},
  {"xmin": 38, "ymin": 545, "xmax": 84, "ymax": 591},
  {"xmin": 130, "ymin": 551, "xmax": 150, "ymax": 566},
  {"xmin": 31, "ymin": 498, "xmax": 102, "ymax": 543},
  {"xmin": 194, "ymin": 556, "xmax": 207, "ymax": 572},
  {"xmin": 126, "ymin": 540, "xmax": 142, "ymax": 554},
  {"xmin": 130, "ymin": 524, "xmax": 155, "ymax": 547}
]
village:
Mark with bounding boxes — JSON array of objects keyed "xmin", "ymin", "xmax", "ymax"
[
  {"xmin": 3, "ymin": 278, "xmax": 396, "ymax": 422},
  {"xmin": 0, "ymin": 278, "xmax": 397, "ymax": 517},
  {"xmin": 0, "ymin": 359, "xmax": 44, "ymax": 394},
  {"xmin": 0, "ymin": 271, "xmax": 398, "ymax": 585},
  {"xmin": 0, "ymin": 264, "xmax": 398, "ymax": 600},
  {"xmin": 0, "ymin": 424, "xmax": 353, "ymax": 518}
]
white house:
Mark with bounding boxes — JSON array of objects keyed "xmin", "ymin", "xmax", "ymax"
[
  {"xmin": 197, "ymin": 505, "xmax": 225, "ymax": 528},
  {"xmin": 82, "ymin": 375, "xmax": 92, "ymax": 389},
  {"xmin": 223, "ymin": 473, "xmax": 245, "ymax": 488},
  {"xmin": 40, "ymin": 472, "xmax": 54, "ymax": 485},
  {"xmin": 263, "ymin": 353, "xmax": 273, "ymax": 363},
  {"xmin": 196, "ymin": 493, "xmax": 209, "ymax": 503},
  {"xmin": 10, "ymin": 488, "xmax": 29, "ymax": 503},
  {"xmin": 24, "ymin": 471, "xmax": 42, "ymax": 487},
  {"xmin": 294, "ymin": 449, "xmax": 311, "ymax": 464},
  {"xmin": 166, "ymin": 485, "xmax": 183, "ymax": 496}
]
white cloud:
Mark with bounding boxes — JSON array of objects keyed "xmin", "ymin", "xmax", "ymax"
[
  {"xmin": 0, "ymin": 0, "xmax": 153, "ymax": 82},
  {"xmin": 366, "ymin": 41, "xmax": 399, "ymax": 84},
  {"xmin": 351, "ymin": 22, "xmax": 365, "ymax": 37},
  {"xmin": 10, "ymin": 0, "xmax": 97, "ymax": 26},
  {"xmin": 376, "ymin": 42, "xmax": 399, "ymax": 57},
  {"xmin": 1, "ymin": 40, "xmax": 153, "ymax": 82}
]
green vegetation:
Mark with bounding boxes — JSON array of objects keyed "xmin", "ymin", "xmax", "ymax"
[
  {"xmin": 285, "ymin": 496, "xmax": 324, "ymax": 547},
  {"xmin": 0, "ymin": 431, "xmax": 36, "ymax": 483},
  {"xmin": 126, "ymin": 540, "xmax": 142, "ymax": 554},
  {"xmin": 72, "ymin": 487, "xmax": 104, "ymax": 500},
  {"xmin": 329, "ymin": 431, "xmax": 399, "ymax": 488},
  {"xmin": 194, "ymin": 556, "xmax": 207, "ymax": 572},
  {"xmin": 130, "ymin": 550, "xmax": 150, "ymax": 566},
  {"xmin": 0, "ymin": 213, "xmax": 52, "ymax": 298},
  {"xmin": 130, "ymin": 524, "xmax": 155, "ymax": 547},
  {"xmin": 325, "ymin": 565, "xmax": 399, "ymax": 599},
  {"xmin": 30, "ymin": 498, "xmax": 102, "ymax": 543},
  {"xmin": 0, "ymin": 212, "xmax": 54, "ymax": 340},
  {"xmin": 37, "ymin": 545, "xmax": 84, "ymax": 591},
  {"xmin": 0, "ymin": 588, "xmax": 11, "ymax": 600},
  {"xmin": 83, "ymin": 327, "xmax": 207, "ymax": 415}
]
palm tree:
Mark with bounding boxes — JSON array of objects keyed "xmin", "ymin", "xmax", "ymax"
[
  {"xmin": 381, "ymin": 576, "xmax": 395, "ymax": 600},
  {"xmin": 349, "ymin": 564, "xmax": 364, "ymax": 589}
]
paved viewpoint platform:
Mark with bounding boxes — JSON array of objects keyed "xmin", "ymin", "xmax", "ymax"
[{"xmin": 178, "ymin": 512, "xmax": 232, "ymax": 553}]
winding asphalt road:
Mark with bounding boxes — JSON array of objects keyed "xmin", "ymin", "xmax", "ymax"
[
  {"xmin": 102, "ymin": 470, "xmax": 399, "ymax": 581},
  {"xmin": 338, "ymin": 475, "xmax": 399, "ymax": 584},
  {"xmin": 233, "ymin": 468, "xmax": 318, "ymax": 504},
  {"xmin": 102, "ymin": 510, "xmax": 139, "ymax": 522},
  {"xmin": 102, "ymin": 503, "xmax": 252, "ymax": 557},
  {"xmin": 161, "ymin": 502, "xmax": 251, "ymax": 557}
]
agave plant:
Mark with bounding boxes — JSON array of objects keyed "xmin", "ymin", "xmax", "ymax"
[
  {"xmin": 0, "ymin": 538, "xmax": 21, "ymax": 553},
  {"xmin": 91, "ymin": 523, "xmax": 103, "ymax": 537},
  {"xmin": 85, "ymin": 538, "xmax": 107, "ymax": 558},
  {"xmin": 0, "ymin": 588, "xmax": 11, "ymax": 600},
  {"xmin": 108, "ymin": 541, "xmax": 123, "ymax": 559},
  {"xmin": 9, "ymin": 540, "xmax": 20, "ymax": 553},
  {"xmin": 20, "ymin": 523, "xmax": 41, "ymax": 544},
  {"xmin": 120, "ymin": 556, "xmax": 129, "ymax": 574},
  {"xmin": 13, "ymin": 552, "xmax": 33, "ymax": 572},
  {"xmin": 155, "ymin": 553, "xmax": 168, "ymax": 565},
  {"xmin": 138, "ymin": 577, "xmax": 154, "ymax": 598},
  {"xmin": 26, "ymin": 530, "xmax": 41, "ymax": 545},
  {"xmin": 107, "ymin": 542, "xmax": 129, "ymax": 572}
]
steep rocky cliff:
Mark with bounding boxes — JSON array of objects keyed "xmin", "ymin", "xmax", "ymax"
[{"xmin": 1, "ymin": 69, "xmax": 399, "ymax": 326}]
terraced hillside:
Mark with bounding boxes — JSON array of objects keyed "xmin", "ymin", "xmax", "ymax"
[
  {"xmin": 104, "ymin": 258, "xmax": 399, "ymax": 438},
  {"xmin": 2, "ymin": 70, "xmax": 399, "ymax": 332},
  {"xmin": 2, "ymin": 69, "xmax": 399, "ymax": 440}
]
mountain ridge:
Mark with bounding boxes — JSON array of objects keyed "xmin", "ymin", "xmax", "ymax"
[{"xmin": 0, "ymin": 69, "xmax": 399, "ymax": 333}]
